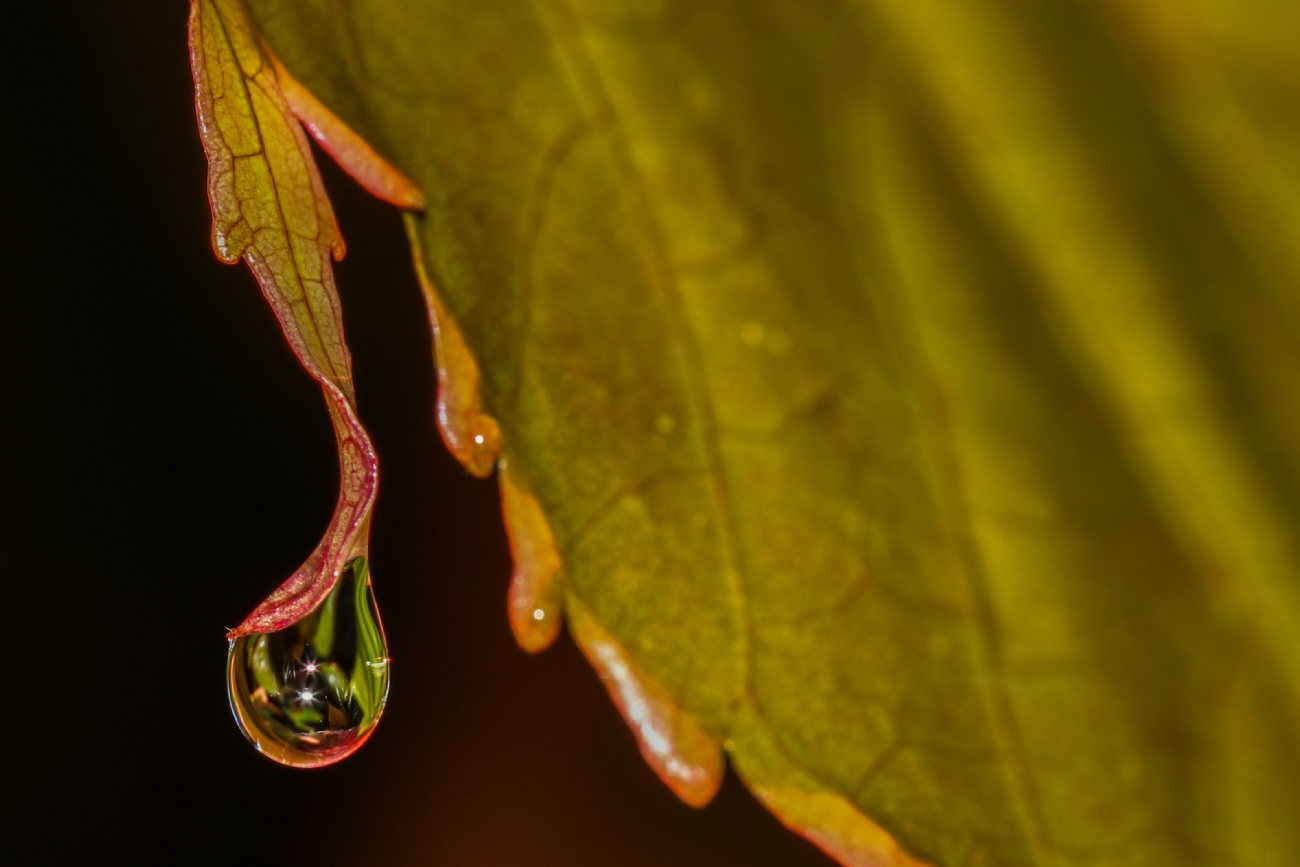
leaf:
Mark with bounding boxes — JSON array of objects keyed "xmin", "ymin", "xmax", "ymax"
[
  {"xmin": 200, "ymin": 1, "xmax": 1300, "ymax": 864},
  {"xmin": 188, "ymin": 0, "xmax": 387, "ymax": 636}
]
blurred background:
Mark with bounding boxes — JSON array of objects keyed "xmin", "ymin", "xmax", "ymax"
[{"xmin": 0, "ymin": 2, "xmax": 830, "ymax": 863}]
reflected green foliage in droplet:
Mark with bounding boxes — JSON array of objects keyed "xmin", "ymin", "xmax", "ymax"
[{"xmin": 227, "ymin": 557, "xmax": 390, "ymax": 768}]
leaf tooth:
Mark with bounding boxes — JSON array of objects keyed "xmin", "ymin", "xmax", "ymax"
[
  {"xmin": 759, "ymin": 789, "xmax": 932, "ymax": 867},
  {"xmin": 728, "ymin": 711, "xmax": 934, "ymax": 867},
  {"xmin": 404, "ymin": 214, "xmax": 502, "ymax": 477},
  {"xmin": 568, "ymin": 596, "xmax": 725, "ymax": 808},
  {"xmin": 500, "ymin": 463, "xmax": 566, "ymax": 654},
  {"xmin": 270, "ymin": 52, "xmax": 426, "ymax": 211}
]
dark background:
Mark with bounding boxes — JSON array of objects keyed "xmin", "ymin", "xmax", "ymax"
[{"xmin": 0, "ymin": 2, "xmax": 832, "ymax": 864}]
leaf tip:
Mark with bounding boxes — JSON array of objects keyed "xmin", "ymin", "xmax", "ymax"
[{"xmin": 226, "ymin": 566, "xmax": 326, "ymax": 639}]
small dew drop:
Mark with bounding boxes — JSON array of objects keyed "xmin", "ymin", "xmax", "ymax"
[
  {"xmin": 227, "ymin": 557, "xmax": 390, "ymax": 769},
  {"xmin": 533, "ymin": 608, "xmax": 546, "ymax": 621},
  {"xmin": 474, "ymin": 434, "xmax": 485, "ymax": 444}
]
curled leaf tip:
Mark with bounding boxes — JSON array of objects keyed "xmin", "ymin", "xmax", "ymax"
[
  {"xmin": 224, "ymin": 387, "xmax": 377, "ymax": 638},
  {"xmin": 189, "ymin": 0, "xmax": 377, "ymax": 636}
]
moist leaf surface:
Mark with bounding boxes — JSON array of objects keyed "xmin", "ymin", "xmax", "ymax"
[{"xmin": 229, "ymin": 1, "xmax": 1300, "ymax": 864}]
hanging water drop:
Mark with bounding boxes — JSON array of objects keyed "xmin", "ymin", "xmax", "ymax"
[{"xmin": 227, "ymin": 556, "xmax": 391, "ymax": 768}]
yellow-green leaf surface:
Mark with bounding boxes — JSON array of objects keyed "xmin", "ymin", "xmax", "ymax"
[{"xmin": 231, "ymin": 1, "xmax": 1300, "ymax": 864}]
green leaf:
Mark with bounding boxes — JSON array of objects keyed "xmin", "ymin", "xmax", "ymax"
[{"xmin": 203, "ymin": 0, "xmax": 1300, "ymax": 864}]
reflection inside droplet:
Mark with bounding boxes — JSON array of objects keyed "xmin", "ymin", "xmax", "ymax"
[{"xmin": 227, "ymin": 556, "xmax": 390, "ymax": 768}]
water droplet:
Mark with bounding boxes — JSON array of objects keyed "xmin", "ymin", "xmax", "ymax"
[{"xmin": 227, "ymin": 556, "xmax": 390, "ymax": 768}]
